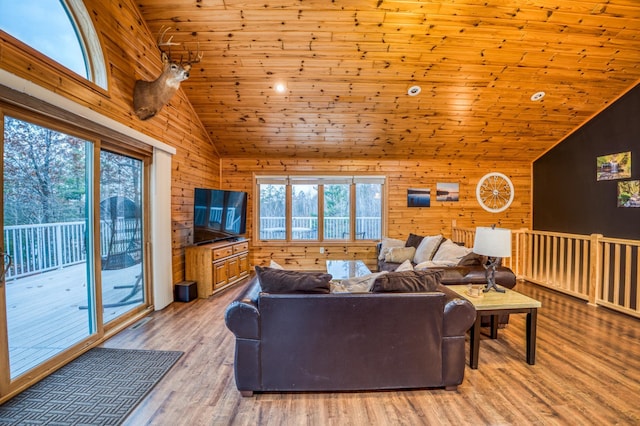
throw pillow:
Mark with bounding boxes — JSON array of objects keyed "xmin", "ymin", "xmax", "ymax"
[
  {"xmin": 384, "ymin": 246, "xmax": 416, "ymax": 263},
  {"xmin": 432, "ymin": 239, "xmax": 472, "ymax": 263},
  {"xmin": 413, "ymin": 234, "xmax": 444, "ymax": 264},
  {"xmin": 394, "ymin": 259, "xmax": 414, "ymax": 272},
  {"xmin": 378, "ymin": 237, "xmax": 405, "ymax": 260},
  {"xmin": 269, "ymin": 259, "xmax": 284, "ymax": 269},
  {"xmin": 335, "ymin": 271, "xmax": 389, "ymax": 293},
  {"xmin": 405, "ymin": 233, "xmax": 425, "ymax": 249},
  {"xmin": 371, "ymin": 270, "xmax": 442, "ymax": 293},
  {"xmin": 255, "ymin": 266, "xmax": 332, "ymax": 294}
]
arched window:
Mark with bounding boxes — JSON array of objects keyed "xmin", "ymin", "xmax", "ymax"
[{"xmin": 0, "ymin": 0, "xmax": 107, "ymax": 88}]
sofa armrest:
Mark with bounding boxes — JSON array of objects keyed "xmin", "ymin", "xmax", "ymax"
[
  {"xmin": 438, "ymin": 284, "xmax": 476, "ymax": 336},
  {"xmin": 224, "ymin": 277, "xmax": 261, "ymax": 339}
]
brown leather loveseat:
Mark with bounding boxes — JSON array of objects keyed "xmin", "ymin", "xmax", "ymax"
[
  {"xmin": 379, "ymin": 256, "xmax": 518, "ymax": 289},
  {"xmin": 376, "ymin": 235, "xmax": 517, "ymax": 290},
  {"xmin": 225, "ymin": 274, "xmax": 476, "ymax": 396}
]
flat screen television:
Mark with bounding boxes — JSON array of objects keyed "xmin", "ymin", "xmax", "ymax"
[{"xmin": 193, "ymin": 188, "xmax": 248, "ymax": 245}]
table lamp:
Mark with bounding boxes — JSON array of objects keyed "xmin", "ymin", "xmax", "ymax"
[{"xmin": 473, "ymin": 225, "xmax": 512, "ymax": 292}]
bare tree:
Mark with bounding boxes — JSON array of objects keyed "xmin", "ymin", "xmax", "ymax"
[{"xmin": 3, "ymin": 116, "xmax": 86, "ymax": 225}]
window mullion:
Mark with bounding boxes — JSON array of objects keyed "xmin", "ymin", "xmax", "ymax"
[
  {"xmin": 349, "ymin": 182, "xmax": 356, "ymax": 241},
  {"xmin": 286, "ymin": 184, "xmax": 292, "ymax": 241},
  {"xmin": 318, "ymin": 185, "xmax": 324, "ymax": 242}
]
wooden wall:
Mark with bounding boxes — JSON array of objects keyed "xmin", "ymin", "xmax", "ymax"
[
  {"xmin": 222, "ymin": 158, "xmax": 531, "ymax": 271},
  {"xmin": 0, "ymin": 0, "xmax": 220, "ymax": 285}
]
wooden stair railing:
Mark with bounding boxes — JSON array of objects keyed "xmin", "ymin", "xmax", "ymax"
[{"xmin": 451, "ymin": 222, "xmax": 640, "ymax": 319}]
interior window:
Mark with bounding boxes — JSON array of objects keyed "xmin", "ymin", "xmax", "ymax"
[
  {"xmin": 324, "ymin": 183, "xmax": 349, "ymax": 240},
  {"xmin": 355, "ymin": 181, "xmax": 382, "ymax": 240},
  {"xmin": 0, "ymin": 0, "xmax": 107, "ymax": 88},
  {"xmin": 292, "ymin": 184, "xmax": 318, "ymax": 241},
  {"xmin": 258, "ymin": 183, "xmax": 286, "ymax": 240},
  {"xmin": 257, "ymin": 176, "xmax": 384, "ymax": 242},
  {"xmin": 0, "ymin": 0, "xmax": 86, "ymax": 77}
]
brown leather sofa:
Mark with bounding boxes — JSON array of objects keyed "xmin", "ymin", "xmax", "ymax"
[
  {"xmin": 378, "ymin": 258, "xmax": 518, "ymax": 289},
  {"xmin": 377, "ymin": 243, "xmax": 517, "ymax": 290},
  {"xmin": 224, "ymin": 275, "xmax": 476, "ymax": 396}
]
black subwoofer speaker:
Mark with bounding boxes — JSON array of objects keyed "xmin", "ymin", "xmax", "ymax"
[{"xmin": 174, "ymin": 281, "xmax": 197, "ymax": 302}]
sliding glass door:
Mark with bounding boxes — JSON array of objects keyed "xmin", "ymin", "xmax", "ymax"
[
  {"xmin": 0, "ymin": 109, "xmax": 150, "ymax": 399},
  {"xmin": 99, "ymin": 150, "xmax": 145, "ymax": 323},
  {"xmin": 1, "ymin": 114, "xmax": 96, "ymax": 379}
]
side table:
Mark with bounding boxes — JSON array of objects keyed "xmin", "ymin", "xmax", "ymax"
[{"xmin": 448, "ymin": 285, "xmax": 542, "ymax": 369}]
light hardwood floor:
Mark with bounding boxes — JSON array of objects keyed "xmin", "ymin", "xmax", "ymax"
[{"xmin": 105, "ymin": 279, "xmax": 640, "ymax": 425}]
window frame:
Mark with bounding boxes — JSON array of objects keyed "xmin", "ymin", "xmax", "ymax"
[
  {"xmin": 255, "ymin": 174, "xmax": 386, "ymax": 244},
  {"xmin": 64, "ymin": 0, "xmax": 108, "ymax": 88},
  {"xmin": 0, "ymin": 0, "xmax": 108, "ymax": 90}
]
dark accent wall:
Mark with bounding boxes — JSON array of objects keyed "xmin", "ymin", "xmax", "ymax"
[{"xmin": 533, "ymin": 83, "xmax": 640, "ymax": 239}]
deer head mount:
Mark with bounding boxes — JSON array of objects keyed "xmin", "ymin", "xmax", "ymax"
[{"xmin": 133, "ymin": 27, "xmax": 202, "ymax": 120}]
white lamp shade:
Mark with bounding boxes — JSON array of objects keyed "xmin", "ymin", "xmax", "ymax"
[{"xmin": 473, "ymin": 226, "xmax": 512, "ymax": 258}]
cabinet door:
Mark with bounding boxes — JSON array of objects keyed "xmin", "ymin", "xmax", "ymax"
[
  {"xmin": 227, "ymin": 257, "xmax": 240, "ymax": 282},
  {"xmin": 213, "ymin": 262, "xmax": 228, "ymax": 289},
  {"xmin": 237, "ymin": 253, "xmax": 250, "ymax": 277}
]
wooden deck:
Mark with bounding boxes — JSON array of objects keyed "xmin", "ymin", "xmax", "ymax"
[
  {"xmin": 5, "ymin": 263, "xmax": 143, "ymax": 377},
  {"xmin": 103, "ymin": 279, "xmax": 640, "ymax": 425}
]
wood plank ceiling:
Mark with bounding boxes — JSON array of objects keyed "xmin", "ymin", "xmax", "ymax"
[{"xmin": 135, "ymin": 0, "xmax": 640, "ymax": 161}]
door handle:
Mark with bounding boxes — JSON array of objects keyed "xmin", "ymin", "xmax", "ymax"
[{"xmin": 1, "ymin": 252, "xmax": 12, "ymax": 285}]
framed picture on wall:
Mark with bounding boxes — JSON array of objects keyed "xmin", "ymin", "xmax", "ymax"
[
  {"xmin": 436, "ymin": 182, "xmax": 459, "ymax": 202},
  {"xmin": 617, "ymin": 180, "xmax": 640, "ymax": 207},
  {"xmin": 407, "ymin": 188, "xmax": 430, "ymax": 207},
  {"xmin": 597, "ymin": 151, "xmax": 631, "ymax": 181}
]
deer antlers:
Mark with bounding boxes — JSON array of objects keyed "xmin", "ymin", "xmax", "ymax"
[
  {"xmin": 132, "ymin": 27, "xmax": 203, "ymax": 120},
  {"xmin": 157, "ymin": 26, "xmax": 203, "ymax": 67}
]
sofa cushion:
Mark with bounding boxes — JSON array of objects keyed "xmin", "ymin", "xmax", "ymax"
[
  {"xmin": 378, "ymin": 237, "xmax": 405, "ymax": 260},
  {"xmin": 405, "ymin": 233, "xmax": 425, "ymax": 249},
  {"xmin": 385, "ymin": 246, "xmax": 416, "ymax": 263},
  {"xmin": 371, "ymin": 270, "xmax": 442, "ymax": 293},
  {"xmin": 438, "ymin": 267, "xmax": 470, "ymax": 283},
  {"xmin": 413, "ymin": 234, "xmax": 444, "ymax": 264},
  {"xmin": 255, "ymin": 266, "xmax": 332, "ymax": 294},
  {"xmin": 432, "ymin": 239, "xmax": 471, "ymax": 263},
  {"xmin": 395, "ymin": 259, "xmax": 414, "ymax": 272}
]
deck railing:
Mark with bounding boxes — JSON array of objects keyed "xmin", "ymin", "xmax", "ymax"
[
  {"xmin": 260, "ymin": 217, "xmax": 381, "ymax": 240},
  {"xmin": 3, "ymin": 219, "xmax": 140, "ymax": 280},
  {"xmin": 452, "ymin": 224, "xmax": 640, "ymax": 319}
]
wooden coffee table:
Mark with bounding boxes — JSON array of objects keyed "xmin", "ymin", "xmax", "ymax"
[
  {"xmin": 325, "ymin": 260, "xmax": 371, "ymax": 280},
  {"xmin": 448, "ymin": 285, "xmax": 542, "ymax": 369}
]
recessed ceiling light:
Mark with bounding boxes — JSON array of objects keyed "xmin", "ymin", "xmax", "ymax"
[
  {"xmin": 531, "ymin": 91, "xmax": 545, "ymax": 101},
  {"xmin": 408, "ymin": 85, "xmax": 421, "ymax": 96},
  {"xmin": 274, "ymin": 83, "xmax": 287, "ymax": 93}
]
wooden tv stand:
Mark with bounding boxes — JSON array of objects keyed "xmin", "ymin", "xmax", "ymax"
[{"xmin": 185, "ymin": 239, "xmax": 250, "ymax": 298}]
